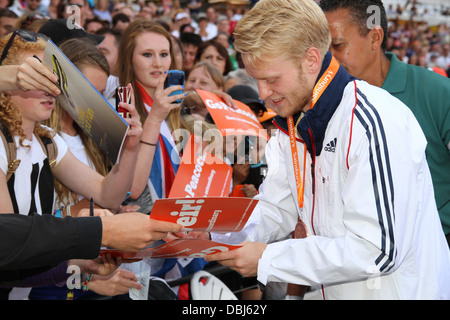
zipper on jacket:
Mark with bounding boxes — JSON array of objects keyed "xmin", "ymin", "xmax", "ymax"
[
  {"xmin": 307, "ymin": 128, "xmax": 317, "ymax": 235},
  {"xmin": 308, "ymin": 125, "xmax": 326, "ymax": 300}
]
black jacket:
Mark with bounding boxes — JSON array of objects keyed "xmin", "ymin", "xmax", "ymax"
[{"xmin": 0, "ymin": 214, "xmax": 102, "ymax": 283}]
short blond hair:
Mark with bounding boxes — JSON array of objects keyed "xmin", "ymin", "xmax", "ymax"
[{"xmin": 233, "ymin": 0, "xmax": 331, "ymax": 67}]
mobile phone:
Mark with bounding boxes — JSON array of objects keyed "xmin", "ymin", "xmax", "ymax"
[
  {"xmin": 116, "ymin": 86, "xmax": 131, "ymax": 118},
  {"xmin": 164, "ymin": 70, "xmax": 185, "ymax": 103}
]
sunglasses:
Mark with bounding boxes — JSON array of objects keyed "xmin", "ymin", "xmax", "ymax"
[{"xmin": 0, "ymin": 29, "xmax": 48, "ymax": 66}]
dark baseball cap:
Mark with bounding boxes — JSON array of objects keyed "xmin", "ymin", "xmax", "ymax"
[
  {"xmin": 38, "ymin": 19, "xmax": 104, "ymax": 45},
  {"xmin": 226, "ymin": 84, "xmax": 266, "ymax": 113}
]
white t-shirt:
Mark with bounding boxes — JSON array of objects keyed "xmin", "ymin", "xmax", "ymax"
[
  {"xmin": 0, "ymin": 125, "xmax": 67, "ymax": 299},
  {"xmin": 0, "ymin": 126, "xmax": 68, "ymax": 216},
  {"xmin": 59, "ymin": 131, "xmax": 95, "ymax": 171},
  {"xmin": 103, "ymin": 75, "xmax": 120, "ymax": 108},
  {"xmin": 56, "ymin": 131, "xmax": 96, "ymax": 207}
]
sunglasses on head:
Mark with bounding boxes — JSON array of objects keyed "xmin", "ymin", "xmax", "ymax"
[{"xmin": 0, "ymin": 29, "xmax": 48, "ymax": 66}]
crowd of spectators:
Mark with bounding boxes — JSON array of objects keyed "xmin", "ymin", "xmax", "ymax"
[
  {"xmin": 385, "ymin": 1, "xmax": 450, "ymax": 77},
  {"xmin": 0, "ymin": 0, "xmax": 261, "ymax": 84},
  {"xmin": 0, "ymin": 0, "xmax": 264, "ymax": 300},
  {"xmin": 1, "ymin": 0, "xmax": 449, "ymax": 78}
]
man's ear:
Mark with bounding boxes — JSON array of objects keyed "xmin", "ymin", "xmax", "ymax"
[
  {"xmin": 369, "ymin": 25, "xmax": 384, "ymax": 50},
  {"xmin": 304, "ymin": 47, "xmax": 322, "ymax": 75}
]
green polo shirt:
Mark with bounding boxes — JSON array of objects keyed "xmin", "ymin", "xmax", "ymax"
[{"xmin": 382, "ymin": 52, "xmax": 450, "ymax": 234}]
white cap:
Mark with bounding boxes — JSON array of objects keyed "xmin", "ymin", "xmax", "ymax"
[{"xmin": 175, "ymin": 12, "xmax": 189, "ymax": 21}]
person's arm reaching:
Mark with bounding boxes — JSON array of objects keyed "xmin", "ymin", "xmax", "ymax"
[
  {"xmin": 0, "ymin": 57, "xmax": 60, "ymax": 95},
  {"xmin": 0, "ymin": 213, "xmax": 183, "ymax": 281}
]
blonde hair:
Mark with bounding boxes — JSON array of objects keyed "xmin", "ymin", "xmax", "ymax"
[
  {"xmin": 188, "ymin": 61, "xmax": 225, "ymax": 90},
  {"xmin": 233, "ymin": 0, "xmax": 331, "ymax": 67},
  {"xmin": 43, "ymin": 38, "xmax": 111, "ymax": 206},
  {"xmin": 0, "ymin": 33, "xmax": 53, "ymax": 147},
  {"xmin": 178, "ymin": 114, "xmax": 220, "ymax": 153}
]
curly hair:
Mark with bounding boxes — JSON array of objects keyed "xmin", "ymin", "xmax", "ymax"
[{"xmin": 0, "ymin": 33, "xmax": 53, "ymax": 148}]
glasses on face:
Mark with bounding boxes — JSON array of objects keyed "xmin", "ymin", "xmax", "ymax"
[{"xmin": 0, "ymin": 29, "xmax": 48, "ymax": 66}]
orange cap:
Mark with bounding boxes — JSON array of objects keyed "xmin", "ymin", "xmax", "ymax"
[{"xmin": 258, "ymin": 108, "xmax": 277, "ymax": 123}]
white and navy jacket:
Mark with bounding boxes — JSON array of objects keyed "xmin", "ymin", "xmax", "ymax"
[{"xmin": 212, "ymin": 53, "xmax": 450, "ymax": 299}]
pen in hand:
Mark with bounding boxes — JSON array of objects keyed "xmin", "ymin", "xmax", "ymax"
[{"xmin": 90, "ymin": 197, "xmax": 94, "ymax": 217}]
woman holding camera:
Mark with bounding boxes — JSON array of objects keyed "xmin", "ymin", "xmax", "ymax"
[{"xmin": 117, "ymin": 19, "xmax": 184, "ymax": 203}]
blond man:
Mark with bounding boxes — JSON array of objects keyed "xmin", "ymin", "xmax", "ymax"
[{"xmin": 203, "ymin": 0, "xmax": 450, "ymax": 299}]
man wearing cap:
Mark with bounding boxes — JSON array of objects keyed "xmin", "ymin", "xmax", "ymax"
[
  {"xmin": 227, "ymin": 84, "xmax": 268, "ymax": 197},
  {"xmin": 258, "ymin": 108, "xmax": 277, "ymax": 137},
  {"xmin": 172, "ymin": 11, "xmax": 191, "ymax": 38},
  {"xmin": 227, "ymin": 84, "xmax": 266, "ymax": 118},
  {"xmin": 227, "ymin": 84, "xmax": 277, "ymax": 137}
]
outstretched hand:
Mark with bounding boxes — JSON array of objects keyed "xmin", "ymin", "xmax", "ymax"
[
  {"xmin": 204, "ymin": 241, "xmax": 267, "ymax": 277},
  {"xmin": 70, "ymin": 253, "xmax": 121, "ymax": 277},
  {"xmin": 100, "ymin": 212, "xmax": 185, "ymax": 251}
]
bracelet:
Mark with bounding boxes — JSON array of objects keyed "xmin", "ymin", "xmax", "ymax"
[
  {"xmin": 147, "ymin": 117, "xmax": 162, "ymax": 125},
  {"xmin": 140, "ymin": 140, "xmax": 157, "ymax": 147},
  {"xmin": 82, "ymin": 273, "xmax": 93, "ymax": 291}
]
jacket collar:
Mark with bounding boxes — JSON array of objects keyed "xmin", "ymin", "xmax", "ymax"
[
  {"xmin": 382, "ymin": 52, "xmax": 407, "ymax": 94},
  {"xmin": 274, "ymin": 51, "xmax": 355, "ymax": 157}
]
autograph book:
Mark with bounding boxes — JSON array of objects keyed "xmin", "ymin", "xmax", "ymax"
[
  {"xmin": 101, "ymin": 197, "xmax": 257, "ymax": 259},
  {"xmin": 101, "ymin": 239, "xmax": 241, "ymax": 260},
  {"xmin": 43, "ymin": 40, "xmax": 129, "ymax": 164},
  {"xmin": 150, "ymin": 197, "xmax": 257, "ymax": 232}
]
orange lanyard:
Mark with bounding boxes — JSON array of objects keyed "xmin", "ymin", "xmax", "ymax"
[{"xmin": 288, "ymin": 56, "xmax": 339, "ymax": 208}]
